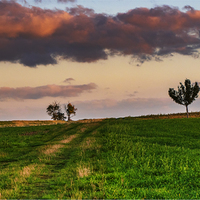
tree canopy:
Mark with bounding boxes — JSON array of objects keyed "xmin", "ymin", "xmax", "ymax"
[
  {"xmin": 168, "ymin": 79, "xmax": 199, "ymax": 118},
  {"xmin": 46, "ymin": 101, "xmax": 66, "ymax": 120},
  {"xmin": 64, "ymin": 103, "xmax": 77, "ymax": 121}
]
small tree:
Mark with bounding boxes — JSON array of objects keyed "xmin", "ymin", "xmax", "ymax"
[
  {"xmin": 46, "ymin": 101, "xmax": 66, "ymax": 120},
  {"xmin": 168, "ymin": 79, "xmax": 199, "ymax": 118},
  {"xmin": 64, "ymin": 103, "xmax": 77, "ymax": 121}
]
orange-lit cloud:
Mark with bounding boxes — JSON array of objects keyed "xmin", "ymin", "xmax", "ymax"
[
  {"xmin": 0, "ymin": 2, "xmax": 72, "ymax": 37},
  {"xmin": 0, "ymin": 83, "xmax": 97, "ymax": 100},
  {"xmin": 0, "ymin": 2, "xmax": 200, "ymax": 66}
]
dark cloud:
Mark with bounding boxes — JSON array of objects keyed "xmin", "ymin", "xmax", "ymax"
[
  {"xmin": 0, "ymin": 2, "xmax": 200, "ymax": 67},
  {"xmin": 66, "ymin": 5, "xmax": 94, "ymax": 16},
  {"xmin": 183, "ymin": 5, "xmax": 195, "ymax": 12},
  {"xmin": 34, "ymin": 0, "xmax": 42, "ymax": 3},
  {"xmin": 0, "ymin": 83, "xmax": 97, "ymax": 100},
  {"xmin": 63, "ymin": 78, "xmax": 75, "ymax": 84},
  {"xmin": 127, "ymin": 91, "xmax": 138, "ymax": 97}
]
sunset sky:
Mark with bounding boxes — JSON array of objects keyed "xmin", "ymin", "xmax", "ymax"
[{"xmin": 1, "ymin": 0, "xmax": 200, "ymax": 120}]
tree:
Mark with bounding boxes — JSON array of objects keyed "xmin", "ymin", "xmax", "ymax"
[
  {"xmin": 64, "ymin": 103, "xmax": 77, "ymax": 121},
  {"xmin": 46, "ymin": 101, "xmax": 66, "ymax": 120},
  {"xmin": 168, "ymin": 79, "xmax": 199, "ymax": 118}
]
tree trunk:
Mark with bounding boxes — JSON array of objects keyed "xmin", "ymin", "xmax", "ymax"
[
  {"xmin": 68, "ymin": 114, "xmax": 71, "ymax": 121},
  {"xmin": 186, "ymin": 105, "xmax": 189, "ymax": 118}
]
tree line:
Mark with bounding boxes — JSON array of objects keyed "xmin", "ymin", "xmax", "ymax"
[{"xmin": 46, "ymin": 78, "xmax": 200, "ymax": 121}]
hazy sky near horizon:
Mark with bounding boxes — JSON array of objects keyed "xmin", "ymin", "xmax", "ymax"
[{"xmin": 1, "ymin": 0, "xmax": 200, "ymax": 120}]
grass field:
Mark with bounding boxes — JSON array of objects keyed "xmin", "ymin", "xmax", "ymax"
[
  {"xmin": 0, "ymin": 120, "xmax": 67, "ymax": 127},
  {"xmin": 0, "ymin": 114, "xmax": 200, "ymax": 199}
]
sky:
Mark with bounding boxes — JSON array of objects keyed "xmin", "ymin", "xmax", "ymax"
[{"xmin": 0, "ymin": 0, "xmax": 200, "ymax": 121}]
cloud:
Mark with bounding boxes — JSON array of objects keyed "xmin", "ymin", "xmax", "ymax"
[
  {"xmin": 63, "ymin": 78, "xmax": 75, "ymax": 84},
  {"xmin": 66, "ymin": 5, "xmax": 94, "ymax": 16},
  {"xmin": 1, "ymin": 96, "xmax": 200, "ymax": 121},
  {"xmin": 0, "ymin": 2, "xmax": 200, "ymax": 66},
  {"xmin": 34, "ymin": 0, "xmax": 42, "ymax": 3},
  {"xmin": 57, "ymin": 0, "xmax": 76, "ymax": 3},
  {"xmin": 73, "ymin": 97, "xmax": 184, "ymax": 119},
  {"xmin": 76, "ymin": 98, "xmax": 169, "ymax": 110},
  {"xmin": 127, "ymin": 91, "xmax": 138, "ymax": 97},
  {"xmin": 34, "ymin": 0, "xmax": 76, "ymax": 3},
  {"xmin": 0, "ymin": 83, "xmax": 97, "ymax": 100},
  {"xmin": 74, "ymin": 97, "xmax": 200, "ymax": 119}
]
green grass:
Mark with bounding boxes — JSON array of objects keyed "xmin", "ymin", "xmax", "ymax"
[{"xmin": 0, "ymin": 117, "xmax": 200, "ymax": 199}]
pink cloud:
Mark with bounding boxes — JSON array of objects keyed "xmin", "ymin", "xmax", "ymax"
[
  {"xmin": 0, "ymin": 83, "xmax": 97, "ymax": 100},
  {"xmin": 74, "ymin": 98, "xmax": 189, "ymax": 119},
  {"xmin": 0, "ymin": 97, "xmax": 200, "ymax": 120}
]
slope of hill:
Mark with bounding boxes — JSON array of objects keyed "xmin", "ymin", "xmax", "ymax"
[
  {"xmin": 0, "ymin": 116, "xmax": 200, "ymax": 199},
  {"xmin": 0, "ymin": 120, "xmax": 67, "ymax": 127},
  {"xmin": 1, "ymin": 111, "xmax": 200, "ymax": 128}
]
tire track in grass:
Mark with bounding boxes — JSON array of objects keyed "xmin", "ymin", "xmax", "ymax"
[
  {"xmin": 29, "ymin": 123, "xmax": 81, "ymax": 147},
  {"xmin": 0, "ymin": 164, "xmax": 44, "ymax": 199},
  {"xmin": 25, "ymin": 127, "xmax": 81, "ymax": 198},
  {"xmin": 43, "ymin": 124, "xmax": 82, "ymax": 156},
  {"xmin": 1, "ymin": 124, "xmax": 82, "ymax": 198},
  {"xmin": 0, "ymin": 121, "xmax": 97, "ymax": 199},
  {"xmin": 46, "ymin": 122, "xmax": 103, "ymax": 173},
  {"xmin": 42, "ymin": 134, "xmax": 79, "ymax": 155},
  {"xmin": 75, "ymin": 122, "xmax": 103, "ymax": 182}
]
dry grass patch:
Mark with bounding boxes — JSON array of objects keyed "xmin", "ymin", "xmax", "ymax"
[
  {"xmin": 77, "ymin": 122, "xmax": 101, "ymax": 133},
  {"xmin": 42, "ymin": 134, "xmax": 78, "ymax": 155},
  {"xmin": 42, "ymin": 144, "xmax": 64, "ymax": 155},
  {"xmin": 81, "ymin": 137, "xmax": 101, "ymax": 150},
  {"xmin": 76, "ymin": 125, "xmax": 89, "ymax": 133},
  {"xmin": 78, "ymin": 119, "xmax": 105, "ymax": 123},
  {"xmin": 0, "ymin": 120, "xmax": 67, "ymax": 127},
  {"xmin": 15, "ymin": 164, "xmax": 43, "ymax": 182},
  {"xmin": 80, "ymin": 127, "xmax": 87, "ymax": 132},
  {"xmin": 0, "ymin": 152, "xmax": 7, "ymax": 157},
  {"xmin": 20, "ymin": 164, "xmax": 36, "ymax": 178},
  {"xmin": 77, "ymin": 164, "xmax": 91, "ymax": 178},
  {"xmin": 60, "ymin": 134, "xmax": 78, "ymax": 144}
]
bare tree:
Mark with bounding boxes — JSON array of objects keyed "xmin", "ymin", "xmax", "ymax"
[
  {"xmin": 46, "ymin": 101, "xmax": 66, "ymax": 120},
  {"xmin": 64, "ymin": 103, "xmax": 77, "ymax": 121},
  {"xmin": 168, "ymin": 79, "xmax": 199, "ymax": 118}
]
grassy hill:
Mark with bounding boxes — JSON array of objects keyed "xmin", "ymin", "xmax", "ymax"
[{"xmin": 0, "ymin": 114, "xmax": 200, "ymax": 199}]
